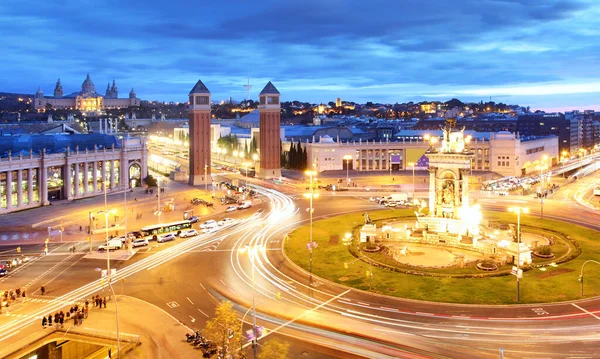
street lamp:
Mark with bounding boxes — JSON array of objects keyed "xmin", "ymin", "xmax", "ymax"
[
  {"xmin": 579, "ymin": 260, "xmax": 600, "ymax": 296},
  {"xmin": 156, "ymin": 177, "xmax": 162, "ymax": 224},
  {"xmin": 233, "ymin": 150, "xmax": 239, "ymax": 166},
  {"xmin": 508, "ymin": 206, "xmax": 528, "ymax": 302},
  {"xmin": 304, "ymin": 170, "xmax": 319, "ymax": 276},
  {"xmin": 238, "ymin": 244, "xmax": 265, "ymax": 358},
  {"xmin": 342, "ymin": 155, "xmax": 352, "ymax": 187},
  {"xmin": 98, "ymin": 207, "xmax": 120, "ymax": 356},
  {"xmin": 536, "ymin": 156, "xmax": 548, "ymax": 219},
  {"xmin": 408, "ymin": 162, "xmax": 415, "ymax": 200},
  {"xmin": 204, "ymin": 164, "xmax": 209, "ymax": 193}
]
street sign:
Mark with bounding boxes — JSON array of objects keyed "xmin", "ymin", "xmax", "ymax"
[
  {"xmin": 100, "ymin": 269, "xmax": 117, "ymax": 278},
  {"xmin": 510, "ymin": 266, "xmax": 523, "ymax": 278}
]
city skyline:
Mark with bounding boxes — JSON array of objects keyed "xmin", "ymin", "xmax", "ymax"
[{"xmin": 1, "ymin": 0, "xmax": 599, "ymax": 111}]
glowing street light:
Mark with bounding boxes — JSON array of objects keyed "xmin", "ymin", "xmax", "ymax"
[
  {"xmin": 343, "ymin": 155, "xmax": 353, "ymax": 186},
  {"xmin": 508, "ymin": 206, "xmax": 528, "ymax": 302},
  {"xmin": 304, "ymin": 170, "xmax": 319, "ymax": 276}
]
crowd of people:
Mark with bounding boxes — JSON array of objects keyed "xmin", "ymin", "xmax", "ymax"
[
  {"xmin": 41, "ymin": 295, "xmax": 109, "ymax": 328},
  {"xmin": 0, "ymin": 287, "xmax": 27, "ymax": 313}
]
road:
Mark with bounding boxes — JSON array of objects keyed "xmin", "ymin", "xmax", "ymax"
[{"xmin": 2, "ymin": 169, "xmax": 600, "ymax": 358}]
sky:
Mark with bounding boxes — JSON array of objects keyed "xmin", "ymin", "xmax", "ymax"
[{"xmin": 1, "ymin": 0, "xmax": 599, "ymax": 111}]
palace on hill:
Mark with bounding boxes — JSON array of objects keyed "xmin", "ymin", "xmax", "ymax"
[{"xmin": 34, "ymin": 74, "xmax": 140, "ymax": 112}]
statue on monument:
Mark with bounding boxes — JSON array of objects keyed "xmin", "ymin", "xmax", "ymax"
[
  {"xmin": 442, "ymin": 181, "xmax": 455, "ymax": 205},
  {"xmin": 363, "ymin": 212, "xmax": 372, "ymax": 225}
]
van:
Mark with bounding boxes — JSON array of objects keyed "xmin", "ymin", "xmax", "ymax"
[{"xmin": 98, "ymin": 239, "xmax": 123, "ymax": 251}]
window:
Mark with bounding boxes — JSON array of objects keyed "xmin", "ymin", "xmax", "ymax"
[
  {"xmin": 195, "ymin": 96, "xmax": 209, "ymax": 105},
  {"xmin": 267, "ymin": 96, "xmax": 279, "ymax": 105},
  {"xmin": 260, "ymin": 97, "xmax": 266, "ymax": 105}
]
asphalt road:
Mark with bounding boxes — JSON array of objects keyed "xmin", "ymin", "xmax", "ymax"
[{"xmin": 2, "ymin": 170, "xmax": 600, "ymax": 358}]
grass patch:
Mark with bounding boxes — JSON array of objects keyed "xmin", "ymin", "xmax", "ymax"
[{"xmin": 285, "ymin": 209, "xmax": 598, "ymax": 304}]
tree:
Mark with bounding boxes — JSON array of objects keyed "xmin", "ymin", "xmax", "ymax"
[
  {"xmin": 203, "ymin": 301, "xmax": 244, "ymax": 359},
  {"xmin": 302, "ymin": 146, "xmax": 308, "ymax": 169},
  {"xmin": 258, "ymin": 339, "xmax": 289, "ymax": 359},
  {"xmin": 143, "ymin": 174, "xmax": 157, "ymax": 188}
]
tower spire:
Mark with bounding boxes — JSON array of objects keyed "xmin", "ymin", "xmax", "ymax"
[{"xmin": 243, "ymin": 73, "xmax": 253, "ymax": 101}]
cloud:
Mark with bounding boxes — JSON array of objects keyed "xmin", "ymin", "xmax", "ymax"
[{"xmin": 0, "ymin": 0, "xmax": 599, "ymax": 110}]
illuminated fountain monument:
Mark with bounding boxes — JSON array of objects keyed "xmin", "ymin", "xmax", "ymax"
[
  {"xmin": 358, "ymin": 118, "xmax": 536, "ymax": 269},
  {"xmin": 417, "ymin": 118, "xmax": 481, "ymax": 237}
]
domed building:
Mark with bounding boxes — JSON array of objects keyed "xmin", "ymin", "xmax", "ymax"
[{"xmin": 34, "ymin": 74, "xmax": 141, "ymax": 112}]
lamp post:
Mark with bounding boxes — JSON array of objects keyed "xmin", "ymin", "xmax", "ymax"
[
  {"xmin": 343, "ymin": 155, "xmax": 352, "ymax": 187},
  {"xmin": 508, "ymin": 206, "xmax": 528, "ymax": 302},
  {"xmin": 304, "ymin": 170, "xmax": 318, "ymax": 275},
  {"xmin": 388, "ymin": 152, "xmax": 392, "ymax": 179},
  {"xmin": 579, "ymin": 260, "xmax": 600, "ymax": 296},
  {"xmin": 537, "ymin": 155, "xmax": 548, "ymax": 219},
  {"xmin": 233, "ymin": 150, "xmax": 239, "ymax": 166},
  {"xmin": 156, "ymin": 177, "xmax": 162, "ymax": 224},
  {"xmin": 239, "ymin": 245, "xmax": 264, "ymax": 358},
  {"xmin": 98, "ymin": 207, "xmax": 120, "ymax": 356},
  {"xmin": 204, "ymin": 164, "xmax": 209, "ymax": 193},
  {"xmin": 408, "ymin": 162, "xmax": 415, "ymax": 200},
  {"xmin": 561, "ymin": 150, "xmax": 568, "ymax": 178}
]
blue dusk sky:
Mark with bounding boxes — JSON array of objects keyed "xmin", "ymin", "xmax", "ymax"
[{"xmin": 1, "ymin": 0, "xmax": 599, "ymax": 111}]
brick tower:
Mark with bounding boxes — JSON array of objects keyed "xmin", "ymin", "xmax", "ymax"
[
  {"xmin": 257, "ymin": 81, "xmax": 282, "ymax": 179},
  {"xmin": 188, "ymin": 80, "xmax": 212, "ymax": 187}
]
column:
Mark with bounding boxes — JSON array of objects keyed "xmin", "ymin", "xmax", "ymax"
[
  {"xmin": 84, "ymin": 162, "xmax": 90, "ymax": 194},
  {"xmin": 6, "ymin": 171, "xmax": 12, "ymax": 209},
  {"xmin": 64, "ymin": 163, "xmax": 72, "ymax": 200},
  {"xmin": 428, "ymin": 167, "xmax": 436, "ymax": 215},
  {"xmin": 461, "ymin": 169, "xmax": 469, "ymax": 208},
  {"xmin": 74, "ymin": 163, "xmax": 80, "ymax": 198},
  {"xmin": 17, "ymin": 169, "xmax": 23, "ymax": 207},
  {"xmin": 28, "ymin": 168, "xmax": 33, "ymax": 204},
  {"xmin": 101, "ymin": 161, "xmax": 107, "ymax": 190},
  {"xmin": 375, "ymin": 149, "xmax": 380, "ymax": 170},
  {"xmin": 40, "ymin": 166, "xmax": 48, "ymax": 205},
  {"xmin": 92, "ymin": 161, "xmax": 98, "ymax": 192},
  {"xmin": 110, "ymin": 160, "xmax": 116, "ymax": 188}
]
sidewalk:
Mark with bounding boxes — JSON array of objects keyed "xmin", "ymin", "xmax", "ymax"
[
  {"xmin": 0, "ymin": 175, "xmax": 218, "ymax": 246},
  {"xmin": 0, "ymin": 295, "xmax": 198, "ymax": 359}
]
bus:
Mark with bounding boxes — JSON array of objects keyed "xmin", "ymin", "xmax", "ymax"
[
  {"xmin": 140, "ymin": 220, "xmax": 193, "ymax": 239},
  {"xmin": 594, "ymin": 186, "xmax": 600, "ymax": 196}
]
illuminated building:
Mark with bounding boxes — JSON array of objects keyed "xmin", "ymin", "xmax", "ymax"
[{"xmin": 34, "ymin": 74, "xmax": 140, "ymax": 112}]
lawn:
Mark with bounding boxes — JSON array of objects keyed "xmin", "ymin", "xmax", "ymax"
[{"xmin": 285, "ymin": 209, "xmax": 599, "ymax": 304}]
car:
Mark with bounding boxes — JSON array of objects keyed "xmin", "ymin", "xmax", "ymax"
[
  {"xmin": 200, "ymin": 220, "xmax": 217, "ymax": 229},
  {"xmin": 218, "ymin": 218, "xmax": 235, "ymax": 226},
  {"xmin": 225, "ymin": 206, "xmax": 237, "ymax": 213},
  {"xmin": 201, "ymin": 227, "xmax": 218, "ymax": 234},
  {"xmin": 179, "ymin": 229, "xmax": 198, "ymax": 238},
  {"xmin": 132, "ymin": 238, "xmax": 149, "ymax": 247},
  {"xmin": 158, "ymin": 233, "xmax": 176, "ymax": 243},
  {"xmin": 385, "ymin": 202, "xmax": 397, "ymax": 207},
  {"xmin": 22, "ymin": 256, "xmax": 31, "ymax": 263},
  {"xmin": 0, "ymin": 266, "xmax": 6, "ymax": 277},
  {"xmin": 188, "ymin": 216, "xmax": 199, "ymax": 223},
  {"xmin": 237, "ymin": 203, "xmax": 251, "ymax": 210},
  {"xmin": 128, "ymin": 231, "xmax": 143, "ymax": 239}
]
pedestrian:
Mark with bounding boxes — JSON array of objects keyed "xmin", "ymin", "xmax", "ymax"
[
  {"xmin": 134, "ymin": 197, "xmax": 137, "ymax": 201},
  {"xmin": 103, "ymin": 297, "xmax": 107, "ymax": 308},
  {"xmin": 42, "ymin": 316, "xmax": 47, "ymax": 328},
  {"xmin": 54, "ymin": 313, "xmax": 60, "ymax": 328},
  {"xmin": 84, "ymin": 306, "xmax": 88, "ymax": 318},
  {"xmin": 22, "ymin": 290, "xmax": 26, "ymax": 298},
  {"xmin": 70, "ymin": 307, "xmax": 74, "ymax": 315},
  {"xmin": 85, "ymin": 299, "xmax": 89, "ymax": 308},
  {"xmin": 66, "ymin": 311, "xmax": 70, "ymax": 320},
  {"xmin": 40, "ymin": 286, "xmax": 45, "ymax": 296},
  {"xmin": 16, "ymin": 288, "xmax": 21, "ymax": 296},
  {"xmin": 47, "ymin": 314, "xmax": 53, "ymax": 327},
  {"xmin": 80, "ymin": 225, "xmax": 82, "ymax": 232},
  {"xmin": 59, "ymin": 315, "xmax": 64, "ymax": 329}
]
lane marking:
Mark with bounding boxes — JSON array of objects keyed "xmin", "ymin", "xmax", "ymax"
[
  {"xmin": 572, "ymin": 303, "xmax": 600, "ymax": 321},
  {"xmin": 189, "ymin": 315, "xmax": 196, "ymax": 323},
  {"xmin": 198, "ymin": 308, "xmax": 209, "ymax": 318},
  {"xmin": 357, "ymin": 301, "xmax": 370, "ymax": 306},
  {"xmin": 187, "ymin": 297, "xmax": 194, "ymax": 305},
  {"xmin": 199, "ymin": 282, "xmax": 206, "ymax": 290},
  {"xmin": 220, "ymin": 279, "xmax": 226, "ymax": 286}
]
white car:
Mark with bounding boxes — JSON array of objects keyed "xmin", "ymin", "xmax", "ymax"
[
  {"xmin": 179, "ymin": 229, "xmax": 198, "ymax": 238},
  {"xmin": 225, "ymin": 206, "xmax": 237, "ymax": 213},
  {"xmin": 132, "ymin": 238, "xmax": 149, "ymax": 247},
  {"xmin": 218, "ymin": 218, "xmax": 235, "ymax": 226},
  {"xmin": 238, "ymin": 202, "xmax": 251, "ymax": 210},
  {"xmin": 200, "ymin": 220, "xmax": 217, "ymax": 229},
  {"xmin": 201, "ymin": 227, "xmax": 218, "ymax": 234},
  {"xmin": 158, "ymin": 233, "xmax": 176, "ymax": 243},
  {"xmin": 98, "ymin": 239, "xmax": 123, "ymax": 251}
]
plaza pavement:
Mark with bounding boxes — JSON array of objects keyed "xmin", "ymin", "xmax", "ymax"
[{"xmin": 0, "ymin": 295, "xmax": 198, "ymax": 359}]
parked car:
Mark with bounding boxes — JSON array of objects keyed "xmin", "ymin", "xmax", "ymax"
[
  {"xmin": 158, "ymin": 233, "xmax": 176, "ymax": 243},
  {"xmin": 128, "ymin": 231, "xmax": 143, "ymax": 239},
  {"xmin": 200, "ymin": 220, "xmax": 217, "ymax": 229},
  {"xmin": 188, "ymin": 216, "xmax": 199, "ymax": 223},
  {"xmin": 179, "ymin": 229, "xmax": 198, "ymax": 238},
  {"xmin": 237, "ymin": 202, "xmax": 251, "ymax": 210},
  {"xmin": 0, "ymin": 266, "xmax": 6, "ymax": 277},
  {"xmin": 132, "ymin": 238, "xmax": 149, "ymax": 247},
  {"xmin": 225, "ymin": 206, "xmax": 238, "ymax": 213},
  {"xmin": 218, "ymin": 218, "xmax": 235, "ymax": 226}
]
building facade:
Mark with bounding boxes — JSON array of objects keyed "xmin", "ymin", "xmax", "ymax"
[
  {"xmin": 0, "ymin": 135, "xmax": 148, "ymax": 214},
  {"xmin": 34, "ymin": 74, "xmax": 140, "ymax": 112},
  {"xmin": 517, "ymin": 113, "xmax": 569, "ymax": 153},
  {"xmin": 299, "ymin": 132, "xmax": 558, "ymax": 178}
]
